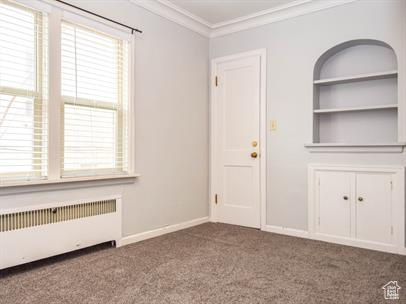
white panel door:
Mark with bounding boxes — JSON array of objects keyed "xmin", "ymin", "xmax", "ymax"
[
  {"xmin": 213, "ymin": 54, "xmax": 261, "ymax": 228},
  {"xmin": 317, "ymin": 171, "xmax": 352, "ymax": 238},
  {"xmin": 356, "ymin": 173, "xmax": 393, "ymax": 244}
]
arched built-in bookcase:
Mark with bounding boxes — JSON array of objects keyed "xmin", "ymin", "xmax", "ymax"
[{"xmin": 306, "ymin": 39, "xmax": 404, "ymax": 152}]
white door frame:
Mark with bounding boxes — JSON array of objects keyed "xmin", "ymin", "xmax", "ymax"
[{"xmin": 209, "ymin": 49, "xmax": 267, "ymax": 230}]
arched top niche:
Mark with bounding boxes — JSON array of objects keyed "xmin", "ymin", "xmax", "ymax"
[
  {"xmin": 310, "ymin": 39, "xmax": 399, "ymax": 147},
  {"xmin": 314, "ymin": 39, "xmax": 397, "ymax": 80}
]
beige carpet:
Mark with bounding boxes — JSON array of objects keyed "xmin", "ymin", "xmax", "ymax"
[{"xmin": 0, "ymin": 223, "xmax": 405, "ymax": 304}]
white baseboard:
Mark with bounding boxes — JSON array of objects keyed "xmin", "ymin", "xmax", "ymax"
[
  {"xmin": 262, "ymin": 225, "xmax": 310, "ymax": 239},
  {"xmin": 118, "ymin": 219, "xmax": 405, "ymax": 255},
  {"xmin": 310, "ymin": 233, "xmax": 404, "ymax": 255},
  {"xmin": 262, "ymin": 224, "xmax": 405, "ymax": 255},
  {"xmin": 117, "ymin": 216, "xmax": 209, "ymax": 247}
]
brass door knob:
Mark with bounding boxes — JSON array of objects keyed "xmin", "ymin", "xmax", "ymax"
[
  {"xmin": 358, "ymin": 197, "xmax": 364, "ymax": 202},
  {"xmin": 343, "ymin": 196, "xmax": 348, "ymax": 200},
  {"xmin": 251, "ymin": 152, "xmax": 258, "ymax": 158}
]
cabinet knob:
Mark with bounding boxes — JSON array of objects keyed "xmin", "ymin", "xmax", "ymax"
[
  {"xmin": 343, "ymin": 196, "xmax": 348, "ymax": 200},
  {"xmin": 358, "ymin": 197, "xmax": 364, "ymax": 202}
]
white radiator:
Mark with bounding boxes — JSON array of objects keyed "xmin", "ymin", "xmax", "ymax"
[{"xmin": 0, "ymin": 196, "xmax": 122, "ymax": 269}]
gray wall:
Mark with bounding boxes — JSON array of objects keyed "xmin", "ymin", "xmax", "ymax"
[
  {"xmin": 210, "ymin": 0, "xmax": 406, "ymax": 230},
  {"xmin": 1, "ymin": 0, "xmax": 404, "ymax": 238},
  {"xmin": 0, "ymin": 0, "xmax": 209, "ymax": 236}
]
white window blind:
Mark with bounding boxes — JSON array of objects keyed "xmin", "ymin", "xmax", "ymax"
[
  {"xmin": 0, "ymin": 0, "xmax": 48, "ymax": 182},
  {"xmin": 0, "ymin": 1, "xmax": 133, "ymax": 185},
  {"xmin": 61, "ymin": 21, "xmax": 129, "ymax": 177}
]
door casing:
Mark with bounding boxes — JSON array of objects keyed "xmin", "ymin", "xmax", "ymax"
[{"xmin": 210, "ymin": 49, "xmax": 267, "ymax": 230}]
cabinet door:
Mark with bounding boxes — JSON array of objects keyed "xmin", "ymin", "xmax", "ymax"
[
  {"xmin": 356, "ymin": 173, "xmax": 392, "ymax": 244},
  {"xmin": 317, "ymin": 171, "xmax": 352, "ymax": 238}
]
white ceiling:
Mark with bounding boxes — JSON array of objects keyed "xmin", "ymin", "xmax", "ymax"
[{"xmin": 167, "ymin": 0, "xmax": 300, "ymax": 25}]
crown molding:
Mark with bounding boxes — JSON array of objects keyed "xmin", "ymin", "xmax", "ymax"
[
  {"xmin": 211, "ymin": 0, "xmax": 358, "ymax": 38},
  {"xmin": 129, "ymin": 0, "xmax": 358, "ymax": 38},
  {"xmin": 211, "ymin": 0, "xmax": 310, "ymax": 29},
  {"xmin": 156, "ymin": 0, "xmax": 212, "ymax": 28},
  {"xmin": 129, "ymin": 0, "xmax": 211, "ymax": 37}
]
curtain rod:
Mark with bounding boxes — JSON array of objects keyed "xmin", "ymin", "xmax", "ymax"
[{"xmin": 54, "ymin": 0, "xmax": 143, "ymax": 34}]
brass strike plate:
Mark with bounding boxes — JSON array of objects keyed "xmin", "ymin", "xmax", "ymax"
[{"xmin": 252, "ymin": 141, "xmax": 258, "ymax": 147}]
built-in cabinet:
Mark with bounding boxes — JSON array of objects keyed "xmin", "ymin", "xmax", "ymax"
[{"xmin": 308, "ymin": 165, "xmax": 405, "ymax": 254}]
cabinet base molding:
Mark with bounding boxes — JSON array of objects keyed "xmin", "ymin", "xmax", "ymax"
[
  {"xmin": 262, "ymin": 225, "xmax": 405, "ymax": 255},
  {"xmin": 310, "ymin": 233, "xmax": 403, "ymax": 255}
]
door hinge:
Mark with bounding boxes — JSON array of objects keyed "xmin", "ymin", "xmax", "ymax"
[
  {"xmin": 318, "ymin": 178, "xmax": 320, "ymax": 186},
  {"xmin": 214, "ymin": 194, "xmax": 218, "ymax": 204},
  {"xmin": 390, "ymin": 180, "xmax": 393, "ymax": 190},
  {"xmin": 318, "ymin": 217, "xmax": 320, "ymax": 226},
  {"xmin": 391, "ymin": 226, "xmax": 394, "ymax": 235},
  {"xmin": 215, "ymin": 76, "xmax": 218, "ymax": 87}
]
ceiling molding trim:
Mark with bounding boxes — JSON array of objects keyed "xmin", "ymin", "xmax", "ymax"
[
  {"xmin": 156, "ymin": 0, "xmax": 212, "ymax": 28},
  {"xmin": 212, "ymin": 0, "xmax": 311, "ymax": 29},
  {"xmin": 210, "ymin": 0, "xmax": 359, "ymax": 38},
  {"xmin": 129, "ymin": 0, "xmax": 359, "ymax": 39},
  {"xmin": 128, "ymin": 0, "xmax": 211, "ymax": 37}
]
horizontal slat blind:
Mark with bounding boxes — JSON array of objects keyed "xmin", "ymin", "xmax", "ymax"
[
  {"xmin": 0, "ymin": 0, "xmax": 48, "ymax": 182},
  {"xmin": 61, "ymin": 21, "xmax": 129, "ymax": 176}
]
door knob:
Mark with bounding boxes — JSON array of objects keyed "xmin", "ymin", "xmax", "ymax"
[
  {"xmin": 251, "ymin": 152, "xmax": 258, "ymax": 158},
  {"xmin": 358, "ymin": 197, "xmax": 364, "ymax": 202},
  {"xmin": 343, "ymin": 196, "xmax": 348, "ymax": 200}
]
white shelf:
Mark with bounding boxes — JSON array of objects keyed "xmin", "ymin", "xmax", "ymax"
[
  {"xmin": 304, "ymin": 142, "xmax": 406, "ymax": 153},
  {"xmin": 305, "ymin": 143, "xmax": 406, "ymax": 147},
  {"xmin": 314, "ymin": 70, "xmax": 398, "ymax": 86},
  {"xmin": 314, "ymin": 104, "xmax": 398, "ymax": 114}
]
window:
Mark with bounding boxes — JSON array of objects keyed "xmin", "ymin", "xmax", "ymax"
[
  {"xmin": 0, "ymin": 0, "xmax": 133, "ymax": 185},
  {"xmin": 61, "ymin": 22, "xmax": 129, "ymax": 177},
  {"xmin": 0, "ymin": 1, "xmax": 48, "ymax": 182}
]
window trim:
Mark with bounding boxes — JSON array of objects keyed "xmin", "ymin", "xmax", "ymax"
[
  {"xmin": 60, "ymin": 20, "xmax": 128, "ymax": 176},
  {"xmin": 0, "ymin": 0, "xmax": 136, "ymax": 187}
]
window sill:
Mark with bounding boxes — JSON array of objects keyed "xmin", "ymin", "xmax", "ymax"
[{"xmin": 0, "ymin": 174, "xmax": 140, "ymax": 195}]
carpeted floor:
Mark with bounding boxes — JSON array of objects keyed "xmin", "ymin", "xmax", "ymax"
[{"xmin": 0, "ymin": 223, "xmax": 405, "ymax": 304}]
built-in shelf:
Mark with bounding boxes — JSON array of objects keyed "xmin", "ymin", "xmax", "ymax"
[
  {"xmin": 304, "ymin": 143, "xmax": 406, "ymax": 153},
  {"xmin": 305, "ymin": 142, "xmax": 406, "ymax": 147},
  {"xmin": 314, "ymin": 104, "xmax": 398, "ymax": 114},
  {"xmin": 314, "ymin": 70, "xmax": 398, "ymax": 86},
  {"xmin": 310, "ymin": 40, "xmax": 399, "ymax": 148}
]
